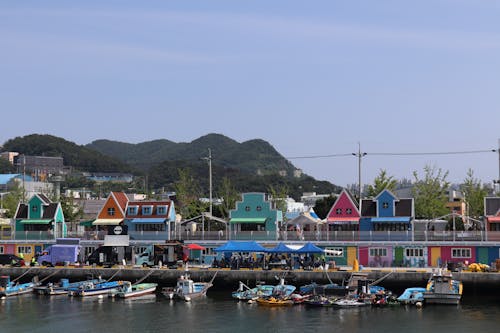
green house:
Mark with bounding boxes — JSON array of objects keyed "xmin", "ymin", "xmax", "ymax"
[
  {"xmin": 14, "ymin": 194, "xmax": 66, "ymax": 239},
  {"xmin": 229, "ymin": 193, "xmax": 283, "ymax": 240}
]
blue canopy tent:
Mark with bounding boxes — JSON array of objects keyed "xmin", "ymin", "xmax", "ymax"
[
  {"xmin": 266, "ymin": 242, "xmax": 297, "ymax": 253},
  {"xmin": 214, "ymin": 241, "xmax": 267, "ymax": 253},
  {"xmin": 295, "ymin": 242, "xmax": 324, "ymax": 254}
]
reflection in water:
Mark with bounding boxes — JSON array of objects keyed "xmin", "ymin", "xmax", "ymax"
[{"xmin": 1, "ymin": 292, "xmax": 499, "ymax": 333}]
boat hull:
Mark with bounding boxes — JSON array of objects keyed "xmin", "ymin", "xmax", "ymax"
[
  {"xmin": 116, "ymin": 284, "xmax": 158, "ymax": 298},
  {"xmin": 423, "ymin": 293, "xmax": 461, "ymax": 305}
]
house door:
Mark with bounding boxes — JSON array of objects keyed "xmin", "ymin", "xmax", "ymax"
[
  {"xmin": 347, "ymin": 246, "xmax": 357, "ymax": 267},
  {"xmin": 430, "ymin": 247, "xmax": 441, "ymax": 267},
  {"xmin": 394, "ymin": 247, "xmax": 404, "ymax": 266},
  {"xmin": 477, "ymin": 247, "xmax": 489, "ymax": 264}
]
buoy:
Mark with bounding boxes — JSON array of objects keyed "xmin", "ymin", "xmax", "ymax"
[
  {"xmin": 415, "ymin": 301, "xmax": 423, "ymax": 308},
  {"xmin": 184, "ymin": 297, "xmax": 191, "ymax": 302},
  {"xmin": 98, "ymin": 295, "xmax": 104, "ymax": 299}
]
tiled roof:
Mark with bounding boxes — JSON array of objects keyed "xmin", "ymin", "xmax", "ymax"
[
  {"xmin": 42, "ymin": 203, "xmax": 58, "ymax": 219},
  {"xmin": 395, "ymin": 199, "xmax": 413, "ymax": 216},
  {"xmin": 15, "ymin": 204, "xmax": 28, "ymax": 219},
  {"xmin": 126, "ymin": 201, "xmax": 171, "ymax": 218}
]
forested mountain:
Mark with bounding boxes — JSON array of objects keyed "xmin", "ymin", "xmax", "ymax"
[
  {"xmin": 1, "ymin": 133, "xmax": 342, "ymax": 199},
  {"xmin": 2, "ymin": 134, "xmax": 133, "ymax": 173}
]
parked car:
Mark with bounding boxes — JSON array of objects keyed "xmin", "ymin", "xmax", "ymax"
[{"xmin": 0, "ymin": 254, "xmax": 25, "ymax": 267}]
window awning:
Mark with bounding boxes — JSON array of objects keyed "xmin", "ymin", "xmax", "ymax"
[
  {"xmin": 93, "ymin": 219, "xmax": 123, "ymax": 226},
  {"xmin": 487, "ymin": 216, "xmax": 500, "ymax": 222},
  {"xmin": 327, "ymin": 217, "xmax": 359, "ymax": 224},
  {"xmin": 19, "ymin": 219, "xmax": 53, "ymax": 224},
  {"xmin": 370, "ymin": 217, "xmax": 411, "ymax": 223},
  {"xmin": 130, "ymin": 218, "xmax": 167, "ymax": 224},
  {"xmin": 230, "ymin": 217, "xmax": 267, "ymax": 224},
  {"xmin": 79, "ymin": 219, "xmax": 95, "ymax": 227}
]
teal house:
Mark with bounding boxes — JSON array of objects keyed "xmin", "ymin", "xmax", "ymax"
[
  {"xmin": 229, "ymin": 193, "xmax": 283, "ymax": 240},
  {"xmin": 14, "ymin": 194, "xmax": 66, "ymax": 239}
]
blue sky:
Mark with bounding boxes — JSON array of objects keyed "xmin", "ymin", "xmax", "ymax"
[{"xmin": 1, "ymin": 0, "xmax": 500, "ymax": 188}]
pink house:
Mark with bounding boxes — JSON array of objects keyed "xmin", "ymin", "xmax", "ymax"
[{"xmin": 326, "ymin": 189, "xmax": 360, "ymax": 231}]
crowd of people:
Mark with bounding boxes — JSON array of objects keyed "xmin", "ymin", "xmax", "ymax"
[{"xmin": 211, "ymin": 253, "xmax": 328, "ymax": 270}]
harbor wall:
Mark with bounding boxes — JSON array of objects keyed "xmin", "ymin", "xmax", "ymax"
[{"xmin": 1, "ymin": 266, "xmax": 499, "ymax": 296}]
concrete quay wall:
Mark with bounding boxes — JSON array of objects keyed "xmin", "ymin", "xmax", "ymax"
[{"xmin": 1, "ymin": 267, "xmax": 499, "ymax": 295}]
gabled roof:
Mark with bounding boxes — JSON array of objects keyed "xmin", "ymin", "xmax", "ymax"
[
  {"xmin": 112, "ymin": 192, "xmax": 129, "ymax": 212},
  {"xmin": 326, "ymin": 189, "xmax": 360, "ymax": 222},
  {"xmin": 37, "ymin": 193, "xmax": 52, "ymax": 205},
  {"xmin": 15, "ymin": 202, "xmax": 59, "ymax": 219},
  {"xmin": 374, "ymin": 189, "xmax": 399, "ymax": 202},
  {"xmin": 360, "ymin": 198, "xmax": 413, "ymax": 217},
  {"xmin": 126, "ymin": 201, "xmax": 172, "ymax": 219}
]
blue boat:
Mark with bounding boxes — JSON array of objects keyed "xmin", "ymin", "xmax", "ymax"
[
  {"xmin": 68, "ymin": 280, "xmax": 127, "ymax": 297},
  {"xmin": 34, "ymin": 278, "xmax": 104, "ymax": 295},
  {"xmin": 0, "ymin": 275, "xmax": 38, "ymax": 298},
  {"xmin": 232, "ymin": 281, "xmax": 276, "ymax": 300},
  {"xmin": 397, "ymin": 287, "xmax": 426, "ymax": 305}
]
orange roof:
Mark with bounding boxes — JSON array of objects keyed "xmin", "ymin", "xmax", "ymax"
[
  {"xmin": 112, "ymin": 192, "xmax": 129, "ymax": 211},
  {"xmin": 487, "ymin": 216, "xmax": 500, "ymax": 222}
]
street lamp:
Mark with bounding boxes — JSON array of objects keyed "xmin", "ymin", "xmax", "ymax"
[
  {"xmin": 352, "ymin": 142, "xmax": 367, "ymax": 200},
  {"xmin": 201, "ymin": 148, "xmax": 213, "ymax": 217}
]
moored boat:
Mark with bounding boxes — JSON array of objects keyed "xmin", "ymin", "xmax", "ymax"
[
  {"xmin": 397, "ymin": 287, "xmax": 426, "ymax": 305},
  {"xmin": 232, "ymin": 281, "xmax": 275, "ymax": 301},
  {"xmin": 112, "ymin": 282, "xmax": 158, "ymax": 298},
  {"xmin": 172, "ymin": 274, "xmax": 213, "ymax": 301},
  {"xmin": 255, "ymin": 296, "xmax": 294, "ymax": 306},
  {"xmin": 333, "ymin": 297, "xmax": 368, "ymax": 307},
  {"xmin": 0, "ymin": 275, "xmax": 38, "ymax": 298},
  {"xmin": 68, "ymin": 280, "xmax": 127, "ymax": 297},
  {"xmin": 423, "ymin": 270, "xmax": 463, "ymax": 305},
  {"xmin": 34, "ymin": 278, "xmax": 104, "ymax": 296}
]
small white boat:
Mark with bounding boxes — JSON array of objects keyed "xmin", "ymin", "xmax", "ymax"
[
  {"xmin": 68, "ymin": 280, "xmax": 127, "ymax": 297},
  {"xmin": 112, "ymin": 282, "xmax": 158, "ymax": 298},
  {"xmin": 172, "ymin": 274, "xmax": 213, "ymax": 301},
  {"xmin": 333, "ymin": 298, "xmax": 368, "ymax": 307}
]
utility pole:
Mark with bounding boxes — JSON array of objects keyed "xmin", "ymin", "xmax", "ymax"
[
  {"xmin": 352, "ymin": 142, "xmax": 367, "ymax": 200},
  {"xmin": 202, "ymin": 148, "xmax": 213, "ymax": 217}
]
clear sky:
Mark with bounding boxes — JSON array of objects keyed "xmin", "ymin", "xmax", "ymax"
[{"xmin": 1, "ymin": 0, "xmax": 500, "ymax": 188}]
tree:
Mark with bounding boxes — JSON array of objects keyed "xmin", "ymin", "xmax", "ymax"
[
  {"xmin": 174, "ymin": 168, "xmax": 207, "ymax": 219},
  {"xmin": 0, "ymin": 158, "xmax": 15, "ymax": 173},
  {"xmin": 366, "ymin": 169, "xmax": 397, "ymax": 198},
  {"xmin": 460, "ymin": 169, "xmax": 488, "ymax": 219},
  {"xmin": 268, "ymin": 184, "xmax": 289, "ymax": 229},
  {"xmin": 216, "ymin": 177, "xmax": 239, "ymax": 220},
  {"xmin": 1, "ymin": 181, "xmax": 24, "ymax": 218},
  {"xmin": 59, "ymin": 192, "xmax": 83, "ymax": 223},
  {"xmin": 412, "ymin": 165, "xmax": 450, "ymax": 219},
  {"xmin": 313, "ymin": 195, "xmax": 338, "ymax": 220}
]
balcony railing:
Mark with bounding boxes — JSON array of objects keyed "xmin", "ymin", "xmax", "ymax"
[{"xmin": 3, "ymin": 230, "xmax": 497, "ymax": 243}]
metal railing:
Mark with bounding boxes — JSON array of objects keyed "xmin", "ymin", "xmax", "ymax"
[{"xmin": 3, "ymin": 230, "xmax": 498, "ymax": 243}]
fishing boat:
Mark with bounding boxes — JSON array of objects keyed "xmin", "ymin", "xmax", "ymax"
[
  {"xmin": 397, "ymin": 287, "xmax": 426, "ymax": 305},
  {"xmin": 111, "ymin": 282, "xmax": 158, "ymax": 298},
  {"xmin": 332, "ymin": 297, "xmax": 368, "ymax": 307},
  {"xmin": 68, "ymin": 280, "xmax": 127, "ymax": 297},
  {"xmin": 0, "ymin": 275, "xmax": 38, "ymax": 298},
  {"xmin": 423, "ymin": 270, "xmax": 463, "ymax": 305},
  {"xmin": 299, "ymin": 282, "xmax": 349, "ymax": 297},
  {"xmin": 232, "ymin": 281, "xmax": 275, "ymax": 301},
  {"xmin": 34, "ymin": 278, "xmax": 104, "ymax": 296},
  {"xmin": 171, "ymin": 274, "xmax": 214, "ymax": 301},
  {"xmin": 304, "ymin": 295, "xmax": 337, "ymax": 307},
  {"xmin": 255, "ymin": 296, "xmax": 294, "ymax": 306}
]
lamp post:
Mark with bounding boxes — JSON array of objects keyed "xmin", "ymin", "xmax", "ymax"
[
  {"xmin": 202, "ymin": 148, "xmax": 213, "ymax": 217},
  {"xmin": 352, "ymin": 142, "xmax": 367, "ymax": 200}
]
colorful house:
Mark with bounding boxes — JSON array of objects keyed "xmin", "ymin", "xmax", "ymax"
[
  {"xmin": 326, "ymin": 189, "xmax": 360, "ymax": 231},
  {"xmin": 229, "ymin": 193, "xmax": 283, "ymax": 240},
  {"xmin": 14, "ymin": 193, "xmax": 66, "ymax": 240},
  {"xmin": 484, "ymin": 197, "xmax": 500, "ymax": 241},
  {"xmin": 92, "ymin": 191, "xmax": 129, "ymax": 234},
  {"xmin": 124, "ymin": 200, "xmax": 176, "ymax": 240},
  {"xmin": 359, "ymin": 189, "xmax": 414, "ymax": 241}
]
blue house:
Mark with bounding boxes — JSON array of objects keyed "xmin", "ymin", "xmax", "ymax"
[{"xmin": 359, "ymin": 189, "xmax": 414, "ymax": 241}]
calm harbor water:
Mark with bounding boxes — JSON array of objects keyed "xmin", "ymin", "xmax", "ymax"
[{"xmin": 1, "ymin": 292, "xmax": 499, "ymax": 333}]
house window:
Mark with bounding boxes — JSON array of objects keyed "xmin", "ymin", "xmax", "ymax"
[
  {"xmin": 452, "ymin": 248, "xmax": 471, "ymax": 258},
  {"xmin": 405, "ymin": 248, "xmax": 424, "ymax": 257},
  {"xmin": 107, "ymin": 207, "xmax": 115, "ymax": 216},
  {"xmin": 135, "ymin": 223, "xmax": 165, "ymax": 232},
  {"xmin": 142, "ymin": 206, "xmax": 153, "ymax": 215},
  {"xmin": 326, "ymin": 247, "xmax": 343, "ymax": 257},
  {"xmin": 127, "ymin": 206, "xmax": 138, "ymax": 216},
  {"xmin": 382, "ymin": 202, "xmax": 389, "ymax": 209},
  {"xmin": 369, "ymin": 248, "xmax": 387, "ymax": 257},
  {"xmin": 157, "ymin": 206, "xmax": 167, "ymax": 215},
  {"xmin": 256, "ymin": 206, "xmax": 262, "ymax": 211},
  {"xmin": 336, "ymin": 208, "xmax": 342, "ymax": 215},
  {"xmin": 346, "ymin": 208, "xmax": 352, "ymax": 215},
  {"xmin": 17, "ymin": 246, "xmax": 32, "ymax": 255},
  {"xmin": 245, "ymin": 206, "xmax": 251, "ymax": 212}
]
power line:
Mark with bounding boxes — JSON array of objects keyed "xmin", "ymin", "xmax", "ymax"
[{"xmin": 285, "ymin": 149, "xmax": 496, "ymax": 160}]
